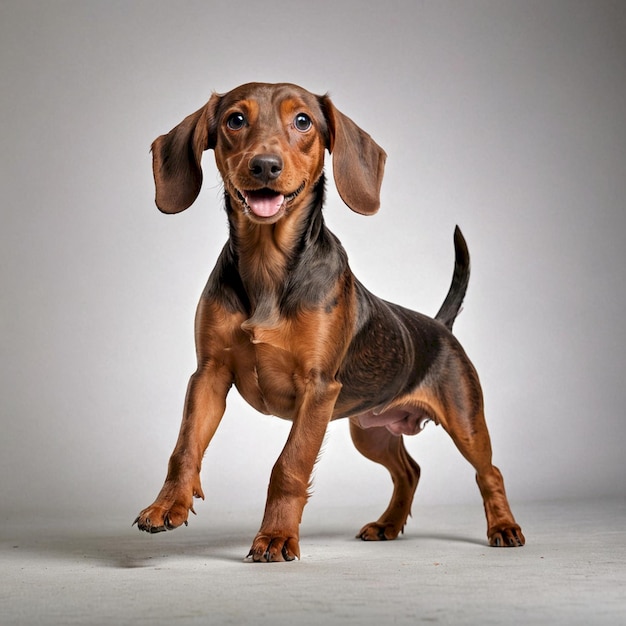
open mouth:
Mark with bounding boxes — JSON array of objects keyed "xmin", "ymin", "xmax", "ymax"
[{"xmin": 237, "ymin": 183, "xmax": 305, "ymax": 219}]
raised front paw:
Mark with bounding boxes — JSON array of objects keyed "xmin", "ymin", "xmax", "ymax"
[
  {"xmin": 133, "ymin": 480, "xmax": 204, "ymax": 533},
  {"xmin": 246, "ymin": 532, "xmax": 301, "ymax": 563},
  {"xmin": 488, "ymin": 524, "xmax": 525, "ymax": 547},
  {"xmin": 357, "ymin": 520, "xmax": 404, "ymax": 541},
  {"xmin": 133, "ymin": 501, "xmax": 192, "ymax": 533}
]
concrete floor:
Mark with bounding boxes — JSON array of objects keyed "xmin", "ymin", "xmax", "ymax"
[{"xmin": 1, "ymin": 498, "xmax": 624, "ymax": 625}]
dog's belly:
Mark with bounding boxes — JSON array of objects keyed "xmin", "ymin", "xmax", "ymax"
[{"xmin": 355, "ymin": 405, "xmax": 434, "ymax": 436}]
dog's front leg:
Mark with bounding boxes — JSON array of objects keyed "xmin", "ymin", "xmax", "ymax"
[
  {"xmin": 134, "ymin": 361, "xmax": 232, "ymax": 533},
  {"xmin": 247, "ymin": 373, "xmax": 342, "ymax": 562}
]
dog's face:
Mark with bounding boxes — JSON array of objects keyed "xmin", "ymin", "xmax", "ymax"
[
  {"xmin": 151, "ymin": 82, "xmax": 386, "ymax": 218},
  {"xmin": 211, "ymin": 83, "xmax": 329, "ymax": 225}
]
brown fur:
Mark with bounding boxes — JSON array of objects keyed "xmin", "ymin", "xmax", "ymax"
[{"xmin": 134, "ymin": 82, "xmax": 524, "ymax": 561}]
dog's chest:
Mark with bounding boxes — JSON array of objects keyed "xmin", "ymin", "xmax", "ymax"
[
  {"xmin": 230, "ymin": 318, "xmax": 305, "ymax": 420},
  {"xmin": 229, "ymin": 287, "xmax": 351, "ymax": 418},
  {"xmin": 232, "ymin": 340, "xmax": 301, "ymax": 420}
]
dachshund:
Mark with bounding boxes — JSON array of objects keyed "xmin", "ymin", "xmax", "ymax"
[{"xmin": 134, "ymin": 82, "xmax": 524, "ymax": 561}]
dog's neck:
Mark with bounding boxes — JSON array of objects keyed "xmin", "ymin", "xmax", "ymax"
[{"xmin": 225, "ymin": 177, "xmax": 328, "ymax": 315}]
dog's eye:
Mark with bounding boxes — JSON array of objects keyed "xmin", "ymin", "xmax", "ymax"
[
  {"xmin": 226, "ymin": 112, "xmax": 246, "ymax": 130},
  {"xmin": 294, "ymin": 113, "xmax": 312, "ymax": 132}
]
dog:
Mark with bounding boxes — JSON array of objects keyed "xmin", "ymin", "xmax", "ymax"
[{"xmin": 134, "ymin": 82, "xmax": 524, "ymax": 561}]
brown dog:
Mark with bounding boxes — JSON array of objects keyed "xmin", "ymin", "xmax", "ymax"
[{"xmin": 134, "ymin": 82, "xmax": 524, "ymax": 561}]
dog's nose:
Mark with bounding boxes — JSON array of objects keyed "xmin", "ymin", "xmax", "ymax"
[{"xmin": 249, "ymin": 154, "xmax": 283, "ymax": 182}]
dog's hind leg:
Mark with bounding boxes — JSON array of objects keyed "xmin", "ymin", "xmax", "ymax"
[
  {"xmin": 441, "ymin": 404, "xmax": 525, "ymax": 547},
  {"xmin": 435, "ymin": 348, "xmax": 525, "ymax": 547},
  {"xmin": 349, "ymin": 418, "xmax": 421, "ymax": 540}
]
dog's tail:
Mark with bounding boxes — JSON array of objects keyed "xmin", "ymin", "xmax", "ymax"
[{"xmin": 435, "ymin": 226, "xmax": 470, "ymax": 331}]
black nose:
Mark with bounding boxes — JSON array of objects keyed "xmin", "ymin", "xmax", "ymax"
[{"xmin": 249, "ymin": 154, "xmax": 283, "ymax": 182}]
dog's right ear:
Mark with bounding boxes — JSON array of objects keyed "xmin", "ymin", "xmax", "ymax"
[{"xmin": 151, "ymin": 93, "xmax": 221, "ymax": 214}]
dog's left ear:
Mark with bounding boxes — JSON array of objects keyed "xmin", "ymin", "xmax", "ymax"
[
  {"xmin": 151, "ymin": 93, "xmax": 221, "ymax": 214},
  {"xmin": 320, "ymin": 96, "xmax": 387, "ymax": 215}
]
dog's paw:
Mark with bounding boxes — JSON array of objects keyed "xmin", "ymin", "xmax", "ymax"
[
  {"xmin": 246, "ymin": 533, "xmax": 301, "ymax": 563},
  {"xmin": 134, "ymin": 478, "xmax": 204, "ymax": 533},
  {"xmin": 133, "ymin": 501, "xmax": 192, "ymax": 533},
  {"xmin": 488, "ymin": 524, "xmax": 525, "ymax": 547},
  {"xmin": 356, "ymin": 521, "xmax": 403, "ymax": 541}
]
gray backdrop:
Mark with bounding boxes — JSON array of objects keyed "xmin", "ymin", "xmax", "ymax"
[{"xmin": 1, "ymin": 0, "xmax": 624, "ymax": 524}]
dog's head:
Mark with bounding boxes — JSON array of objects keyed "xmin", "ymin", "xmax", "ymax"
[{"xmin": 151, "ymin": 82, "xmax": 386, "ymax": 222}]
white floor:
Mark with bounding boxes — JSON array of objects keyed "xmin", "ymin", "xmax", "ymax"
[{"xmin": 1, "ymin": 498, "xmax": 624, "ymax": 625}]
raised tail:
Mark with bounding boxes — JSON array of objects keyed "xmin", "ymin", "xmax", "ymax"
[{"xmin": 435, "ymin": 226, "xmax": 470, "ymax": 331}]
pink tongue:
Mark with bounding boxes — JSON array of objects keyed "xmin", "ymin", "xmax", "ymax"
[{"xmin": 244, "ymin": 191, "xmax": 285, "ymax": 217}]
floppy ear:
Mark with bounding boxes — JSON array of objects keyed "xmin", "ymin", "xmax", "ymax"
[
  {"xmin": 321, "ymin": 96, "xmax": 387, "ymax": 215},
  {"xmin": 151, "ymin": 93, "xmax": 221, "ymax": 214}
]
